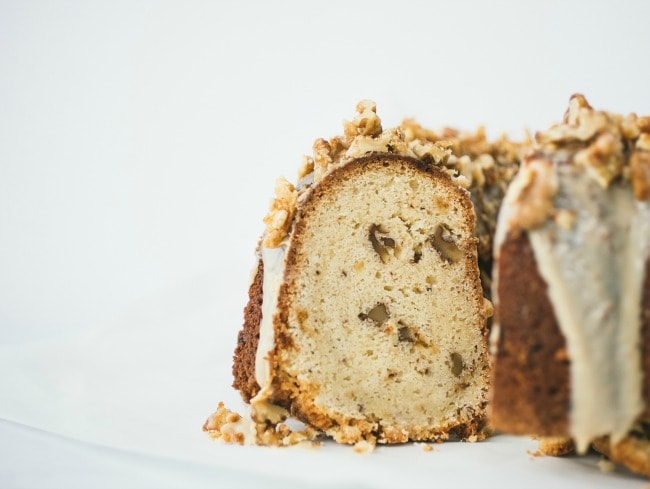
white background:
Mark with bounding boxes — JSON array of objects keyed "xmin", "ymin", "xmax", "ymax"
[{"xmin": 1, "ymin": 1, "xmax": 649, "ymax": 487}]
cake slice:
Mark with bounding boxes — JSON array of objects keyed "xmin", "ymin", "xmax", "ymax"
[
  {"xmin": 216, "ymin": 101, "xmax": 519, "ymax": 446},
  {"xmin": 490, "ymin": 94, "xmax": 650, "ymax": 475}
]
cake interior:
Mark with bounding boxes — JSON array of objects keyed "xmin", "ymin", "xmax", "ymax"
[{"xmin": 274, "ymin": 156, "xmax": 490, "ymax": 443}]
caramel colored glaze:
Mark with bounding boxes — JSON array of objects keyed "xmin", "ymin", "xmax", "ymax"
[
  {"xmin": 492, "ymin": 231, "xmax": 650, "ymax": 436},
  {"xmin": 490, "ymin": 230, "xmax": 570, "ymax": 436},
  {"xmin": 232, "ymin": 260, "xmax": 263, "ymax": 403}
]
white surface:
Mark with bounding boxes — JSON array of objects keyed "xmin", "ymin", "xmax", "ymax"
[{"xmin": 1, "ymin": 1, "xmax": 649, "ymax": 487}]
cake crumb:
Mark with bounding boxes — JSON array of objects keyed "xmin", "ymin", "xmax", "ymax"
[
  {"xmin": 598, "ymin": 457, "xmax": 617, "ymax": 473},
  {"xmin": 203, "ymin": 401, "xmax": 321, "ymax": 447},
  {"xmin": 353, "ymin": 440, "xmax": 376, "ymax": 454}
]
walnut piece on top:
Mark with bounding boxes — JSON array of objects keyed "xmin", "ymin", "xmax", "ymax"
[
  {"xmin": 535, "ymin": 94, "xmax": 650, "ymax": 195},
  {"xmin": 261, "ymin": 100, "xmax": 525, "ymax": 248},
  {"xmin": 262, "ymin": 177, "xmax": 297, "ymax": 248}
]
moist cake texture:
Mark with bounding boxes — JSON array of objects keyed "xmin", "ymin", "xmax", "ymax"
[{"xmin": 210, "ymin": 101, "xmax": 522, "ymax": 447}]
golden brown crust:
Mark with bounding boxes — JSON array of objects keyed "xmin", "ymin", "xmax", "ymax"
[{"xmin": 232, "ymin": 260, "xmax": 263, "ymax": 403}]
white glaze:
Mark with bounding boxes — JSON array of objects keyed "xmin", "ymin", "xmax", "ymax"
[
  {"xmin": 528, "ymin": 165, "xmax": 650, "ymax": 452},
  {"xmin": 253, "ymin": 243, "xmax": 288, "ymax": 390}
]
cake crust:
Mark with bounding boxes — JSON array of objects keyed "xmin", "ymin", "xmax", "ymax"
[
  {"xmin": 490, "ymin": 230, "xmax": 571, "ymax": 436},
  {"xmin": 232, "ymin": 260, "xmax": 263, "ymax": 402}
]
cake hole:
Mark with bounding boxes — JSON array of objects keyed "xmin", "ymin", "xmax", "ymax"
[
  {"xmin": 386, "ymin": 370, "xmax": 402, "ymax": 382},
  {"xmin": 354, "ymin": 260, "xmax": 365, "ymax": 273},
  {"xmin": 358, "ymin": 303, "xmax": 389, "ymax": 327},
  {"xmin": 384, "ymin": 285, "xmax": 393, "ymax": 291},
  {"xmin": 409, "ymin": 179, "xmax": 419, "ymax": 191},
  {"xmin": 426, "ymin": 275, "xmax": 436, "ymax": 285},
  {"xmin": 430, "ymin": 224, "xmax": 464, "ymax": 264},
  {"xmin": 450, "ymin": 352, "xmax": 464, "ymax": 377},
  {"xmin": 412, "ymin": 243, "xmax": 423, "ymax": 263},
  {"xmin": 398, "ymin": 215, "xmax": 413, "ymax": 230}
]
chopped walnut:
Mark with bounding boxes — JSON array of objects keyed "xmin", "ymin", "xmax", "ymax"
[
  {"xmin": 630, "ymin": 149, "xmax": 650, "ymax": 201},
  {"xmin": 638, "ymin": 133, "xmax": 650, "ymax": 152},
  {"xmin": 537, "ymin": 100, "xmax": 609, "ymax": 145},
  {"xmin": 203, "ymin": 402, "xmax": 253, "ymax": 445},
  {"xmin": 312, "ymin": 138, "xmax": 334, "ymax": 182},
  {"xmin": 261, "ymin": 100, "xmax": 525, "ymax": 251},
  {"xmin": 533, "ymin": 94, "xmax": 650, "ymax": 198},
  {"xmin": 263, "ymin": 178, "xmax": 298, "ymax": 248},
  {"xmin": 506, "ymin": 157, "xmax": 558, "ymax": 231},
  {"xmin": 297, "ymin": 155, "xmax": 314, "ymax": 179},
  {"xmin": 343, "ymin": 100, "xmax": 382, "ymax": 139},
  {"xmin": 573, "ymin": 132, "xmax": 624, "ymax": 188}
]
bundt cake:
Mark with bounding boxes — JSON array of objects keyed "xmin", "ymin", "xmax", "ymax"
[
  {"xmin": 205, "ymin": 101, "xmax": 520, "ymax": 447},
  {"xmin": 490, "ymin": 94, "xmax": 650, "ymax": 476}
]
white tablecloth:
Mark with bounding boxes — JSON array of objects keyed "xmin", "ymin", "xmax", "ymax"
[{"xmin": 1, "ymin": 1, "xmax": 649, "ymax": 487}]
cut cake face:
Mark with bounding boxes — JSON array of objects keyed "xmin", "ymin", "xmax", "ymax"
[
  {"xmin": 222, "ymin": 101, "xmax": 521, "ymax": 446},
  {"xmin": 264, "ymin": 154, "xmax": 492, "ymax": 444}
]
